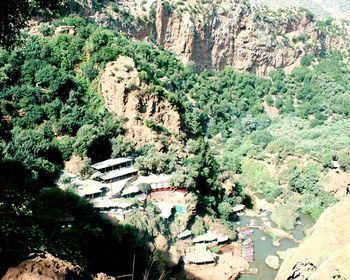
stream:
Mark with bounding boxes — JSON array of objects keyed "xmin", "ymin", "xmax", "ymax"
[{"xmin": 235, "ymin": 213, "xmax": 314, "ymax": 280}]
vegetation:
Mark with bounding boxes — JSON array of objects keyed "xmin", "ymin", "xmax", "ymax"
[
  {"xmin": 1, "ymin": 1, "xmax": 350, "ymax": 277},
  {"xmin": 0, "ymin": 0, "xmax": 65, "ymax": 48}
]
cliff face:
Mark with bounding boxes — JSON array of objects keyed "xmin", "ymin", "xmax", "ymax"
[
  {"xmin": 99, "ymin": 55, "xmax": 181, "ymax": 147},
  {"xmin": 153, "ymin": 0, "xmax": 320, "ymax": 75},
  {"xmin": 275, "ymin": 199, "xmax": 350, "ymax": 280},
  {"xmin": 75, "ymin": 0, "xmax": 349, "ymax": 75}
]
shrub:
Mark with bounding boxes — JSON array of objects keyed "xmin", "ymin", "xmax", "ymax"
[
  {"xmin": 191, "ymin": 218, "xmax": 206, "ymax": 236},
  {"xmin": 218, "ymin": 201, "xmax": 232, "ymax": 220},
  {"xmin": 301, "ymin": 54, "xmax": 315, "ymax": 66},
  {"xmin": 337, "ymin": 150, "xmax": 350, "ymax": 171},
  {"xmin": 250, "ymin": 130, "xmax": 274, "ymax": 148}
]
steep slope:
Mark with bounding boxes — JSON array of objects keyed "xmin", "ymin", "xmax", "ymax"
[
  {"xmin": 154, "ymin": 0, "xmax": 320, "ymax": 74},
  {"xmin": 275, "ymin": 199, "xmax": 350, "ymax": 279},
  {"xmin": 99, "ymin": 55, "xmax": 181, "ymax": 147},
  {"xmin": 71, "ymin": 0, "xmax": 349, "ymax": 75}
]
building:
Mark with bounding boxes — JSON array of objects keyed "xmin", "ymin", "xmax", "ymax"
[
  {"xmin": 91, "ymin": 158, "xmax": 137, "ymax": 183},
  {"xmin": 93, "ymin": 199, "xmax": 136, "ymax": 213},
  {"xmin": 186, "ymin": 244, "xmax": 215, "ymax": 265},
  {"xmin": 232, "ymin": 204, "xmax": 245, "ymax": 213},
  {"xmin": 178, "ymin": 229, "xmax": 192, "ymax": 239},
  {"xmin": 193, "ymin": 230, "xmax": 229, "ymax": 245},
  {"xmin": 74, "ymin": 179, "xmax": 108, "ymax": 199},
  {"xmin": 132, "ymin": 174, "xmax": 170, "ymax": 191},
  {"xmin": 193, "ymin": 231, "xmax": 218, "ymax": 244},
  {"xmin": 121, "ymin": 185, "xmax": 142, "ymax": 197}
]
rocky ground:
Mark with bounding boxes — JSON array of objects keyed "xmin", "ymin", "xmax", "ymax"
[
  {"xmin": 276, "ymin": 198, "xmax": 350, "ymax": 279},
  {"xmin": 0, "ymin": 252, "xmax": 114, "ymax": 280}
]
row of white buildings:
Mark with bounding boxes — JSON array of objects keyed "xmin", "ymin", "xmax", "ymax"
[{"xmin": 65, "ymin": 157, "xmax": 178, "ymax": 218}]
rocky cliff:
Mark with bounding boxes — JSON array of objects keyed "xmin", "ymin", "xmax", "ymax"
[
  {"xmin": 99, "ymin": 55, "xmax": 181, "ymax": 147},
  {"xmin": 73, "ymin": 0, "xmax": 349, "ymax": 75},
  {"xmin": 275, "ymin": 199, "xmax": 350, "ymax": 280},
  {"xmin": 154, "ymin": 0, "xmax": 321, "ymax": 75}
]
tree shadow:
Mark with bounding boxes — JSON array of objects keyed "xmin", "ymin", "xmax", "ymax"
[{"xmin": 0, "ymin": 158, "xmax": 156, "ymax": 279}]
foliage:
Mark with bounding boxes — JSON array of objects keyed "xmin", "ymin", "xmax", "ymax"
[
  {"xmin": 0, "ymin": 0, "xmax": 65, "ymax": 48},
  {"xmin": 0, "ymin": 10, "xmax": 349, "ymax": 277},
  {"xmin": 191, "ymin": 218, "xmax": 206, "ymax": 236},
  {"xmin": 218, "ymin": 202, "xmax": 232, "ymax": 220}
]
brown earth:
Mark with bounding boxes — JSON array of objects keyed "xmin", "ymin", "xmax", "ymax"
[
  {"xmin": 1, "ymin": 253, "xmax": 117, "ymax": 280},
  {"xmin": 1, "ymin": 252, "xmax": 92, "ymax": 280},
  {"xmin": 184, "ymin": 253, "xmax": 248, "ymax": 280}
]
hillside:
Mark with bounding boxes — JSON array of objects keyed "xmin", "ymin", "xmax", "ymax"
[
  {"xmin": 70, "ymin": 0, "xmax": 350, "ymax": 74},
  {"xmin": 0, "ymin": 0, "xmax": 350, "ymax": 279}
]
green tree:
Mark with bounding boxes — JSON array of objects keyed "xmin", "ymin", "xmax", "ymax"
[
  {"xmin": 0, "ymin": 0, "xmax": 65, "ymax": 48},
  {"xmin": 218, "ymin": 202, "xmax": 232, "ymax": 220}
]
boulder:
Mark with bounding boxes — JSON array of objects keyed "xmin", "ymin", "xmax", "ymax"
[
  {"xmin": 1, "ymin": 252, "xmax": 91, "ymax": 280},
  {"xmin": 265, "ymin": 255, "xmax": 280, "ymax": 270}
]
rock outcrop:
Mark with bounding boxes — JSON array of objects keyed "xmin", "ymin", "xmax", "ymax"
[
  {"xmin": 154, "ymin": 0, "xmax": 320, "ymax": 75},
  {"xmin": 265, "ymin": 255, "xmax": 280, "ymax": 270},
  {"xmin": 76, "ymin": 0, "xmax": 349, "ymax": 75},
  {"xmin": 1, "ymin": 252, "xmax": 91, "ymax": 280},
  {"xmin": 275, "ymin": 199, "xmax": 350, "ymax": 280},
  {"xmin": 99, "ymin": 55, "xmax": 181, "ymax": 147},
  {"xmin": 1, "ymin": 252, "xmax": 117, "ymax": 280}
]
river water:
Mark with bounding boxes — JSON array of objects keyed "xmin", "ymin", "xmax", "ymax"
[{"xmin": 235, "ymin": 213, "xmax": 314, "ymax": 280}]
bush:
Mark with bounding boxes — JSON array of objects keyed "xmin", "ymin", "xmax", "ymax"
[
  {"xmin": 301, "ymin": 54, "xmax": 315, "ymax": 66},
  {"xmin": 337, "ymin": 150, "xmax": 350, "ymax": 171},
  {"xmin": 263, "ymin": 182, "xmax": 283, "ymax": 203},
  {"xmin": 191, "ymin": 218, "xmax": 206, "ymax": 236},
  {"xmin": 218, "ymin": 202, "xmax": 232, "ymax": 220},
  {"xmin": 250, "ymin": 130, "xmax": 274, "ymax": 148},
  {"xmin": 39, "ymin": 23, "xmax": 54, "ymax": 36}
]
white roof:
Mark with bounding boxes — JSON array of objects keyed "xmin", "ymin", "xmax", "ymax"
[
  {"xmin": 155, "ymin": 202, "xmax": 174, "ymax": 219},
  {"xmin": 74, "ymin": 179, "xmax": 106, "ymax": 196},
  {"xmin": 93, "ymin": 200, "xmax": 119, "ymax": 208},
  {"xmin": 232, "ymin": 204, "xmax": 246, "ymax": 212},
  {"xmin": 187, "ymin": 245, "xmax": 215, "ymax": 264},
  {"xmin": 110, "ymin": 179, "xmax": 130, "ymax": 196},
  {"xmin": 91, "ymin": 158, "xmax": 133, "ymax": 170},
  {"xmin": 121, "ymin": 185, "xmax": 140, "ymax": 196},
  {"xmin": 193, "ymin": 231, "xmax": 218, "ymax": 243},
  {"xmin": 93, "ymin": 199, "xmax": 134, "ymax": 209},
  {"xmin": 178, "ymin": 229, "xmax": 192, "ymax": 239},
  {"xmin": 132, "ymin": 174, "xmax": 170, "ymax": 185},
  {"xmin": 192, "ymin": 230, "xmax": 229, "ymax": 244},
  {"xmin": 99, "ymin": 167, "xmax": 137, "ymax": 181}
]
